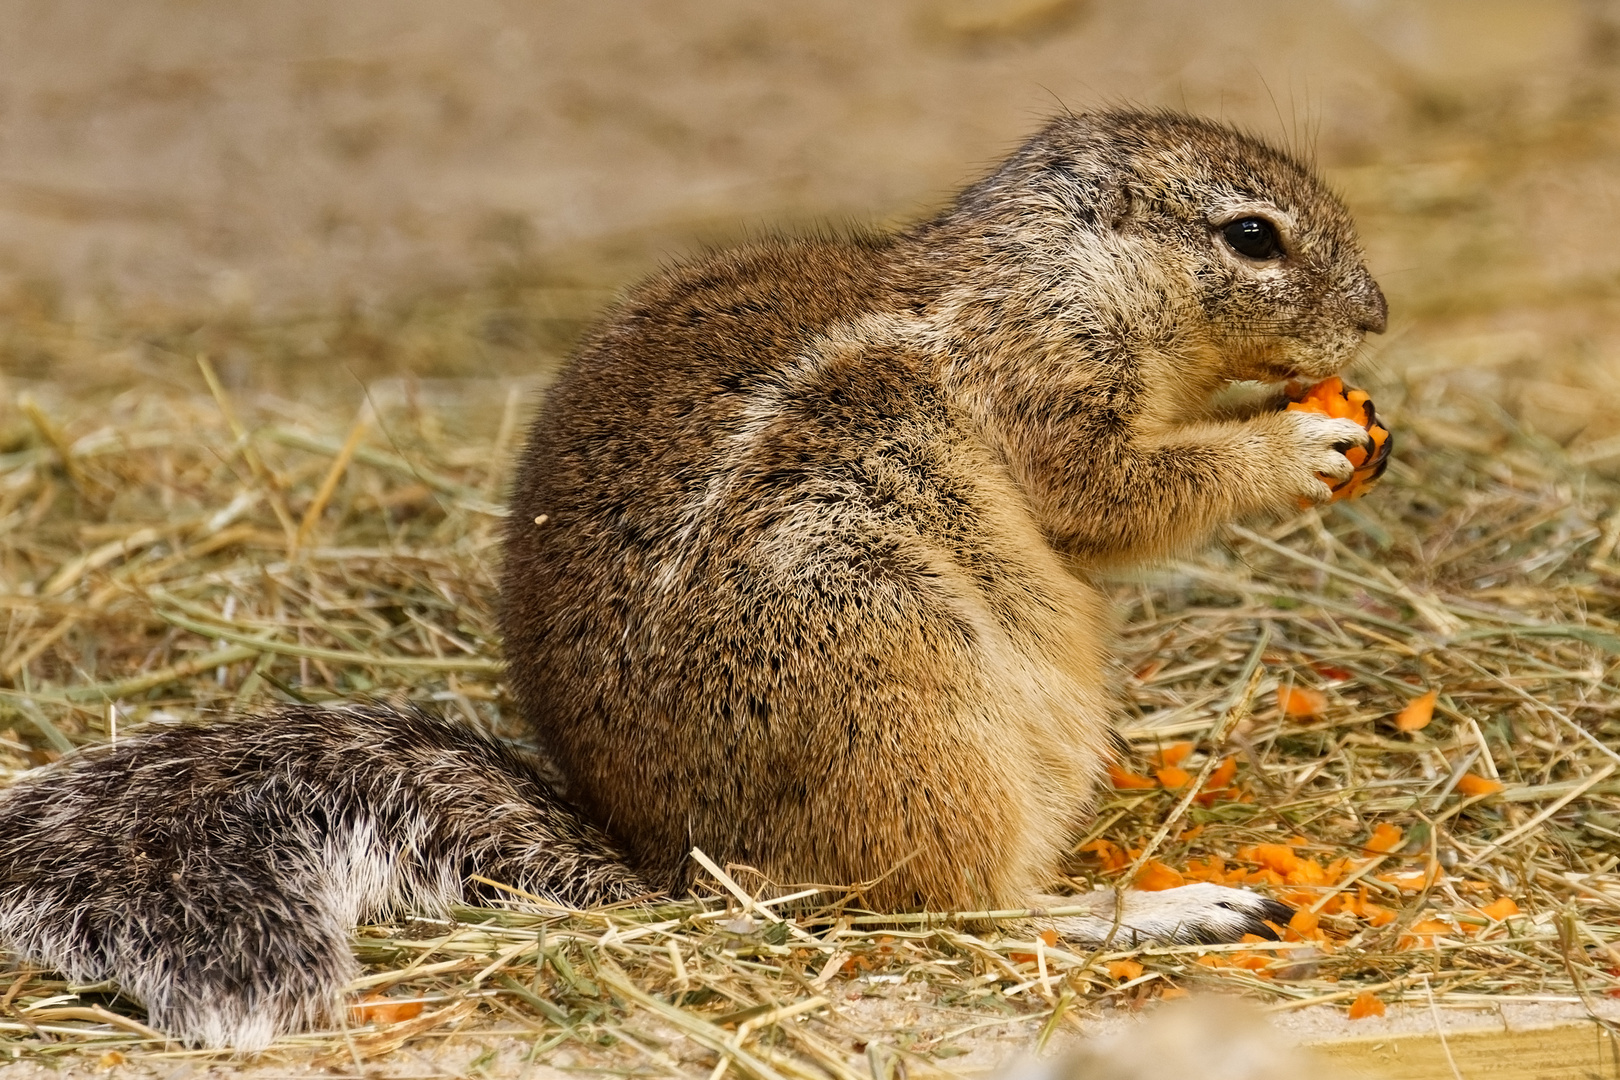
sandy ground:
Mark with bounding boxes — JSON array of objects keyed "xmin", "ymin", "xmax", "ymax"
[
  {"xmin": 0, "ymin": 2, "xmax": 1613, "ymax": 312},
  {"xmin": 4, "ymin": 0, "xmax": 1620, "ymax": 1075}
]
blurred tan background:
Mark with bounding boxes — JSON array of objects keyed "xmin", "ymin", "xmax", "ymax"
[{"xmin": 1, "ymin": 0, "xmax": 1619, "ymax": 455}]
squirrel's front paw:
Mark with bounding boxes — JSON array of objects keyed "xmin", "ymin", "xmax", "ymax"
[{"xmin": 1279, "ymin": 410, "xmax": 1371, "ymax": 506}]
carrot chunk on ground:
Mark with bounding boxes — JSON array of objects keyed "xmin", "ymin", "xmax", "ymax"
[
  {"xmin": 1135, "ymin": 860, "xmax": 1187, "ymax": 891},
  {"xmin": 1401, "ymin": 917, "xmax": 1452, "ymax": 948},
  {"xmin": 1250, "ymin": 843, "xmax": 1305, "ymax": 875},
  {"xmin": 1278, "ymin": 685, "xmax": 1327, "ymax": 717},
  {"xmin": 1107, "ymin": 763, "xmax": 1157, "ymax": 789},
  {"xmin": 1205, "ymin": 756, "xmax": 1238, "ymax": 788},
  {"xmin": 351, "ymin": 994, "xmax": 427, "ymax": 1024},
  {"xmin": 1364, "ymin": 822, "xmax": 1404, "ymax": 853},
  {"xmin": 1106, "ymin": 959, "xmax": 1145, "ymax": 981},
  {"xmin": 1395, "ymin": 688, "xmax": 1439, "ymax": 732},
  {"xmin": 1155, "ymin": 765, "xmax": 1192, "ymax": 789},
  {"xmin": 1348, "ymin": 991, "xmax": 1386, "ymax": 1019},
  {"xmin": 1156, "ymin": 741, "xmax": 1194, "ymax": 767},
  {"xmin": 1362, "ymin": 902, "xmax": 1398, "ymax": 927},
  {"xmin": 1456, "ymin": 772, "xmax": 1505, "ymax": 797}
]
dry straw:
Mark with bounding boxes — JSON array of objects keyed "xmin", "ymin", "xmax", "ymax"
[{"xmin": 1, "ymin": 313, "xmax": 1618, "ymax": 1074}]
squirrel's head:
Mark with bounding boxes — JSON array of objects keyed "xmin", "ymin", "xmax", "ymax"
[{"xmin": 945, "ymin": 110, "xmax": 1386, "ymax": 385}]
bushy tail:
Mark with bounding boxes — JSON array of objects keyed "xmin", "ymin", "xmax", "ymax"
[{"xmin": 0, "ymin": 703, "xmax": 651, "ymax": 1050}]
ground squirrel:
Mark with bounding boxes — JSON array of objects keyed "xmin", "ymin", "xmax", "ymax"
[{"xmin": 0, "ymin": 109, "xmax": 1386, "ymax": 1049}]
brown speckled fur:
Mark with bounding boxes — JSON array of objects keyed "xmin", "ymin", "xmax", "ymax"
[
  {"xmin": 1, "ymin": 111, "xmax": 1381, "ymax": 1049},
  {"xmin": 502, "ymin": 109, "xmax": 1383, "ymax": 907}
]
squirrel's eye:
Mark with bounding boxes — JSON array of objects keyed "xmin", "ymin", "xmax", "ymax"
[{"xmin": 1221, "ymin": 218, "xmax": 1283, "ymax": 260}]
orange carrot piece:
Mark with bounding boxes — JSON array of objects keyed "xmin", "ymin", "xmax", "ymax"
[
  {"xmin": 1364, "ymin": 822, "xmax": 1404, "ymax": 854},
  {"xmin": 1080, "ymin": 838, "xmax": 1131, "ymax": 872},
  {"xmin": 1477, "ymin": 896, "xmax": 1521, "ymax": 921},
  {"xmin": 1157, "ymin": 741, "xmax": 1194, "ymax": 767},
  {"xmin": 351, "ymin": 995, "xmax": 426, "ymax": 1025},
  {"xmin": 1156, "ymin": 765, "xmax": 1192, "ymax": 789},
  {"xmin": 1278, "ymin": 685, "xmax": 1327, "ymax": 718},
  {"xmin": 1395, "ymin": 689, "xmax": 1439, "ymax": 732},
  {"xmin": 1288, "ymin": 909, "xmax": 1320, "ymax": 937},
  {"xmin": 1401, "ymin": 917, "xmax": 1451, "ymax": 948},
  {"xmin": 1285, "ymin": 377, "xmax": 1392, "ymax": 503},
  {"xmin": 1251, "ymin": 844, "xmax": 1304, "ymax": 874},
  {"xmin": 1106, "ymin": 959, "xmax": 1145, "ymax": 981},
  {"xmin": 1456, "ymin": 773, "xmax": 1505, "ymax": 797},
  {"xmin": 1107, "ymin": 763, "xmax": 1157, "ymax": 790},
  {"xmin": 1136, "ymin": 860, "xmax": 1187, "ymax": 891},
  {"xmin": 1362, "ymin": 902, "xmax": 1397, "ymax": 927},
  {"xmin": 1285, "ymin": 858, "xmax": 1328, "ymax": 886},
  {"xmin": 1347, "ymin": 991, "xmax": 1386, "ymax": 1019}
]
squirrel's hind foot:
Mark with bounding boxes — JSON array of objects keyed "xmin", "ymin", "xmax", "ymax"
[{"xmin": 1039, "ymin": 884, "xmax": 1293, "ymax": 946}]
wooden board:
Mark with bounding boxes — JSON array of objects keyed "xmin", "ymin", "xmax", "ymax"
[{"xmin": 1312, "ymin": 1021, "xmax": 1620, "ymax": 1079}]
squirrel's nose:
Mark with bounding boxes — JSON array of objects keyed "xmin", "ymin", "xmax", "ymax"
[{"xmin": 1348, "ymin": 271, "xmax": 1387, "ymax": 334}]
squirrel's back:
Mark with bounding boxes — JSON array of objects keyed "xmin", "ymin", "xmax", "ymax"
[{"xmin": 503, "ymin": 228, "xmax": 1118, "ymax": 904}]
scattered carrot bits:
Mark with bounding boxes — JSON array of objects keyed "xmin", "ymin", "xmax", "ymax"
[
  {"xmin": 1456, "ymin": 773, "xmax": 1504, "ymax": 797},
  {"xmin": 1278, "ymin": 685, "xmax": 1328, "ymax": 718},
  {"xmin": 1107, "ymin": 763, "xmax": 1157, "ymax": 790},
  {"xmin": 1287, "ymin": 909, "xmax": 1321, "ymax": 937},
  {"xmin": 1395, "ymin": 688, "xmax": 1439, "ymax": 732},
  {"xmin": 1248, "ymin": 844, "xmax": 1305, "ymax": 875},
  {"xmin": 1205, "ymin": 756, "xmax": 1238, "ymax": 789},
  {"xmin": 1155, "ymin": 765, "xmax": 1192, "ymax": 789},
  {"xmin": 1477, "ymin": 896, "xmax": 1521, "ymax": 921},
  {"xmin": 1108, "ymin": 753, "xmax": 1244, "ymax": 803},
  {"xmin": 1379, "ymin": 865, "xmax": 1443, "ymax": 892},
  {"xmin": 350, "ymin": 994, "xmax": 426, "ymax": 1025},
  {"xmin": 1286, "ymin": 858, "xmax": 1329, "ymax": 886},
  {"xmin": 1401, "ymin": 917, "xmax": 1452, "ymax": 948},
  {"xmin": 1347, "ymin": 991, "xmax": 1386, "ymax": 1019},
  {"xmin": 1079, "ymin": 839, "xmax": 1132, "ymax": 872},
  {"xmin": 1364, "ymin": 823, "xmax": 1405, "ymax": 854},
  {"xmin": 1135, "ymin": 859, "xmax": 1186, "ymax": 891},
  {"xmin": 1008, "ymin": 929, "xmax": 1057, "ymax": 965},
  {"xmin": 1361, "ymin": 902, "xmax": 1398, "ymax": 927},
  {"xmin": 1156, "ymin": 741, "xmax": 1194, "ymax": 768},
  {"xmin": 1106, "ymin": 959, "xmax": 1145, "ymax": 981}
]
